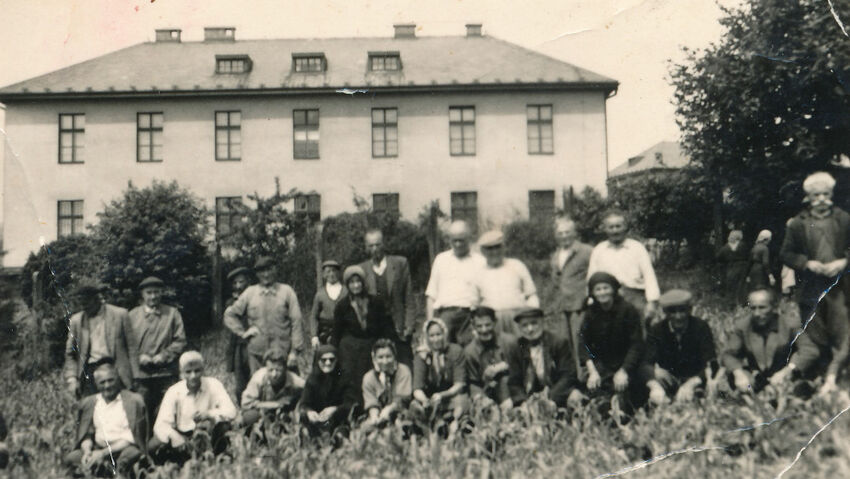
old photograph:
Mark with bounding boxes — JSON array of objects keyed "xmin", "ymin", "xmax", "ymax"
[{"xmin": 0, "ymin": 0, "xmax": 848, "ymax": 477}]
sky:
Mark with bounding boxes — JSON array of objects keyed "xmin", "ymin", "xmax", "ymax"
[{"xmin": 0, "ymin": 0, "xmax": 741, "ymax": 170}]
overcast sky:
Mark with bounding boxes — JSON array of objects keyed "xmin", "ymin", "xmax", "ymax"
[{"xmin": 0, "ymin": 0, "xmax": 740, "ymax": 170}]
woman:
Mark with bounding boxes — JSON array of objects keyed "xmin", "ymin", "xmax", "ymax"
[
  {"xmin": 411, "ymin": 318, "xmax": 468, "ymax": 430},
  {"xmin": 301, "ymin": 344, "xmax": 358, "ymax": 437},
  {"xmin": 580, "ymin": 272, "xmax": 645, "ymax": 412},
  {"xmin": 332, "ymin": 266, "xmax": 398, "ymax": 395},
  {"xmin": 362, "ymin": 339, "xmax": 412, "ymax": 428},
  {"xmin": 716, "ymin": 230, "xmax": 749, "ymax": 303},
  {"xmin": 309, "ymin": 260, "xmax": 347, "ymax": 347},
  {"xmin": 747, "ymin": 230, "xmax": 775, "ymax": 292}
]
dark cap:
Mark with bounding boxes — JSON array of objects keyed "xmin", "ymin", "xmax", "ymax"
[
  {"xmin": 659, "ymin": 289, "xmax": 693, "ymax": 309},
  {"xmin": 73, "ymin": 278, "xmax": 105, "ymax": 297},
  {"xmin": 513, "ymin": 307, "xmax": 545, "ymax": 323},
  {"xmin": 588, "ymin": 272, "xmax": 620, "ymax": 294},
  {"xmin": 321, "ymin": 260, "xmax": 341, "ymax": 269},
  {"xmin": 138, "ymin": 276, "xmax": 165, "ymax": 290},
  {"xmin": 226, "ymin": 266, "xmax": 250, "ymax": 282},
  {"xmin": 254, "ymin": 256, "xmax": 274, "ymax": 271}
]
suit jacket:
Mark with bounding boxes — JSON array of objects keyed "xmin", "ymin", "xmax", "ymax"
[
  {"xmin": 358, "ymin": 255, "xmax": 415, "ymax": 336},
  {"xmin": 125, "ymin": 304, "xmax": 187, "ymax": 379},
  {"xmin": 63, "ymin": 304, "xmax": 133, "ymax": 389},
  {"xmin": 721, "ymin": 313, "xmax": 811, "ymax": 377},
  {"xmin": 73, "ymin": 390, "xmax": 148, "ymax": 453},
  {"xmin": 549, "ymin": 242, "xmax": 593, "ymax": 313},
  {"xmin": 506, "ymin": 331, "xmax": 578, "ymax": 405}
]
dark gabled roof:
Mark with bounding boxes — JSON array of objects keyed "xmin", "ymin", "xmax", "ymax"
[
  {"xmin": 0, "ymin": 35, "xmax": 618, "ymax": 101},
  {"xmin": 609, "ymin": 141, "xmax": 689, "ymax": 178}
]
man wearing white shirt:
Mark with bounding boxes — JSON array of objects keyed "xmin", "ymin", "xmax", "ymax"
[{"xmin": 425, "ymin": 221, "xmax": 486, "ymax": 345}]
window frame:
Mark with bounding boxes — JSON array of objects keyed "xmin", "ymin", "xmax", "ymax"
[
  {"xmin": 368, "ymin": 52, "xmax": 402, "ymax": 71},
  {"xmin": 215, "ymin": 55, "xmax": 252, "ymax": 74},
  {"xmin": 215, "ymin": 196, "xmax": 243, "ymax": 238},
  {"xmin": 372, "ymin": 193, "xmax": 400, "ymax": 216},
  {"xmin": 449, "ymin": 106, "xmax": 476, "ymax": 156},
  {"xmin": 292, "ymin": 53, "xmax": 327, "ymax": 73},
  {"xmin": 528, "ymin": 190, "xmax": 556, "ymax": 223},
  {"xmin": 294, "ymin": 193, "xmax": 322, "ymax": 222},
  {"xmin": 58, "ymin": 113, "xmax": 85, "ymax": 164},
  {"xmin": 371, "ymin": 107, "xmax": 398, "ymax": 158},
  {"xmin": 57, "ymin": 200, "xmax": 84, "ymax": 237},
  {"xmin": 527, "ymin": 104, "xmax": 554, "ymax": 155},
  {"xmin": 450, "ymin": 191, "xmax": 478, "ymax": 234},
  {"xmin": 293, "ymin": 109, "xmax": 320, "ymax": 160},
  {"xmin": 137, "ymin": 112, "xmax": 164, "ymax": 163},
  {"xmin": 215, "ymin": 110, "xmax": 242, "ymax": 162}
]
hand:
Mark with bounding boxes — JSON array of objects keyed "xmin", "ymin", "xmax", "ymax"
[
  {"xmin": 193, "ymin": 411, "xmax": 212, "ymax": 423},
  {"xmin": 586, "ymin": 371, "xmax": 602, "ymax": 392},
  {"xmin": 306, "ymin": 410, "xmax": 321, "ymax": 423},
  {"xmin": 648, "ymin": 382, "xmax": 667, "ymax": 405},
  {"xmin": 319, "ymin": 407, "xmax": 337, "ymax": 422},
  {"xmin": 311, "ymin": 336, "xmax": 320, "ymax": 348},
  {"xmin": 819, "ymin": 375, "xmax": 838, "ymax": 397},
  {"xmin": 139, "ymin": 354, "xmax": 153, "ymax": 366},
  {"xmin": 242, "ymin": 326, "xmax": 261, "ymax": 339},
  {"xmin": 80, "ymin": 439, "xmax": 93, "ymax": 461},
  {"xmin": 82, "ymin": 449, "xmax": 102, "ymax": 468},
  {"xmin": 170, "ymin": 433, "xmax": 186, "ymax": 448},
  {"xmin": 806, "ymin": 260, "xmax": 826, "ymax": 275},
  {"xmin": 67, "ymin": 378, "xmax": 79, "ymax": 396},
  {"xmin": 613, "ymin": 369, "xmax": 629, "ymax": 393},
  {"xmin": 499, "ymin": 398, "xmax": 514, "ymax": 413},
  {"xmin": 823, "ymin": 259, "xmax": 848, "ymax": 277},
  {"xmin": 768, "ymin": 274, "xmax": 776, "ymax": 287},
  {"xmin": 675, "ymin": 383, "xmax": 695, "ymax": 402},
  {"xmin": 733, "ymin": 369, "xmax": 751, "ymax": 392},
  {"xmin": 378, "ymin": 406, "xmax": 393, "ymax": 423},
  {"xmin": 151, "ymin": 353, "xmax": 166, "ymax": 365},
  {"xmin": 431, "ymin": 392, "xmax": 444, "ymax": 405},
  {"xmin": 769, "ymin": 365, "xmax": 794, "ymax": 386},
  {"xmin": 644, "ymin": 301, "xmax": 659, "ymax": 321},
  {"xmin": 287, "ymin": 352, "xmax": 299, "ymax": 369},
  {"xmin": 403, "ymin": 328, "xmax": 414, "ymax": 342},
  {"xmin": 567, "ymin": 389, "xmax": 586, "ymax": 408},
  {"xmin": 654, "ymin": 366, "xmax": 675, "ymax": 389}
]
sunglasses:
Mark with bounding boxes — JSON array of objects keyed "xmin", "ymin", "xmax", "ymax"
[{"xmin": 318, "ymin": 356, "xmax": 337, "ymax": 363}]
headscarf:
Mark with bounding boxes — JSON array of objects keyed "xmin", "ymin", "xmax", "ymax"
[
  {"xmin": 419, "ymin": 318, "xmax": 451, "ymax": 388},
  {"xmin": 312, "ymin": 344, "xmax": 338, "ymax": 374},
  {"xmin": 587, "ymin": 271, "xmax": 620, "ymax": 296},
  {"xmin": 756, "ymin": 229, "xmax": 772, "ymax": 244},
  {"xmin": 304, "ymin": 344, "xmax": 345, "ymax": 412}
]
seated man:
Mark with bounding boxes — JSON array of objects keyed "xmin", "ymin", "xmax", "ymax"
[
  {"xmin": 464, "ymin": 307, "xmax": 516, "ymax": 412},
  {"xmin": 64, "ymin": 360, "xmax": 148, "ymax": 478},
  {"xmin": 643, "ymin": 289, "xmax": 717, "ymax": 405},
  {"xmin": 722, "ymin": 289, "xmax": 816, "ymax": 393},
  {"xmin": 150, "ymin": 351, "xmax": 237, "ymax": 463},
  {"xmin": 362, "ymin": 339, "xmax": 413, "ymax": 429},
  {"xmin": 241, "ymin": 347, "xmax": 305, "ymax": 428},
  {"xmin": 505, "ymin": 308, "xmax": 581, "ymax": 409}
]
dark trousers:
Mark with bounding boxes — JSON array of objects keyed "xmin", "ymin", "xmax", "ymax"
[
  {"xmin": 436, "ymin": 307, "xmax": 474, "ymax": 346},
  {"xmin": 134, "ymin": 376, "xmax": 177, "ymax": 426},
  {"xmin": 148, "ymin": 421, "xmax": 231, "ymax": 464},
  {"xmin": 65, "ymin": 445, "xmax": 143, "ymax": 477}
]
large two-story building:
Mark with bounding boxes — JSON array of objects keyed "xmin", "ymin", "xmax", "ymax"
[{"xmin": 0, "ymin": 24, "xmax": 617, "ymax": 267}]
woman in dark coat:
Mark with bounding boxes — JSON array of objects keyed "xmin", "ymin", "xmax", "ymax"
[
  {"xmin": 332, "ymin": 266, "xmax": 399, "ymax": 395},
  {"xmin": 747, "ymin": 230, "xmax": 775, "ymax": 292},
  {"xmin": 716, "ymin": 230, "xmax": 749, "ymax": 304},
  {"xmin": 301, "ymin": 344, "xmax": 358, "ymax": 437}
]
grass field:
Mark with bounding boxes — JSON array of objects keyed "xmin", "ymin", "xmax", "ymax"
[{"xmin": 1, "ymin": 268, "xmax": 849, "ymax": 478}]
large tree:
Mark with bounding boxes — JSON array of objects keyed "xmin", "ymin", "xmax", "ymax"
[{"xmin": 671, "ymin": 0, "xmax": 850, "ymax": 239}]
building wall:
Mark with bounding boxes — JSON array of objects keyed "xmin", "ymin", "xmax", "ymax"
[{"xmin": 2, "ymin": 90, "xmax": 609, "ymax": 266}]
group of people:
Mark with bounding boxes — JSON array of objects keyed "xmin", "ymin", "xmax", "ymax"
[{"xmin": 60, "ymin": 170, "xmax": 850, "ymax": 477}]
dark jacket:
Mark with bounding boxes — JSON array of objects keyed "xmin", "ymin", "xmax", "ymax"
[
  {"xmin": 357, "ymin": 255, "xmax": 416, "ymax": 337},
  {"xmin": 506, "ymin": 331, "xmax": 578, "ymax": 405},
  {"xmin": 644, "ymin": 316, "xmax": 716, "ymax": 381},
  {"xmin": 549, "ymin": 242, "xmax": 593, "ymax": 313},
  {"xmin": 464, "ymin": 333, "xmax": 516, "ymax": 401},
  {"xmin": 331, "ymin": 295, "xmax": 398, "ymax": 347},
  {"xmin": 64, "ymin": 304, "xmax": 134, "ymax": 389},
  {"xmin": 413, "ymin": 343, "xmax": 466, "ymax": 395},
  {"xmin": 72, "ymin": 390, "xmax": 148, "ymax": 453},
  {"xmin": 580, "ymin": 296, "xmax": 644, "ymax": 377},
  {"xmin": 721, "ymin": 312, "xmax": 817, "ymax": 377},
  {"xmin": 301, "ymin": 359, "xmax": 359, "ymax": 414}
]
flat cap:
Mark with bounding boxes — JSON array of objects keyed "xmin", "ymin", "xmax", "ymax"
[
  {"xmin": 226, "ymin": 266, "xmax": 250, "ymax": 282},
  {"xmin": 659, "ymin": 289, "xmax": 693, "ymax": 309},
  {"xmin": 254, "ymin": 256, "xmax": 274, "ymax": 271},
  {"xmin": 478, "ymin": 230, "xmax": 504, "ymax": 248},
  {"xmin": 138, "ymin": 276, "xmax": 165, "ymax": 290},
  {"xmin": 73, "ymin": 278, "xmax": 105, "ymax": 297},
  {"xmin": 513, "ymin": 307, "xmax": 545, "ymax": 323},
  {"xmin": 322, "ymin": 260, "xmax": 341, "ymax": 269}
]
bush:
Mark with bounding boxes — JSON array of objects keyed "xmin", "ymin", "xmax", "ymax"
[{"xmin": 564, "ymin": 186, "xmax": 610, "ymax": 245}]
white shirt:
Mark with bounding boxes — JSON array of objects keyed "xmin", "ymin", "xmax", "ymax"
[
  {"xmin": 476, "ymin": 258, "xmax": 539, "ymax": 310},
  {"xmin": 556, "ymin": 247, "xmax": 574, "ymax": 271},
  {"xmin": 154, "ymin": 377, "xmax": 237, "ymax": 441},
  {"xmin": 325, "ymin": 282, "xmax": 343, "ymax": 301},
  {"xmin": 87, "ymin": 308, "xmax": 110, "ymax": 364},
  {"xmin": 587, "ymin": 238, "xmax": 660, "ymax": 302},
  {"xmin": 371, "ymin": 257, "xmax": 388, "ymax": 276},
  {"xmin": 425, "ymin": 250, "xmax": 486, "ymax": 309},
  {"xmin": 93, "ymin": 394, "xmax": 135, "ymax": 447}
]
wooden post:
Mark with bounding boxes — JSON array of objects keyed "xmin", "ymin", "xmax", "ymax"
[
  {"xmin": 211, "ymin": 243, "xmax": 223, "ymax": 327},
  {"xmin": 314, "ymin": 223, "xmax": 324, "ymax": 286}
]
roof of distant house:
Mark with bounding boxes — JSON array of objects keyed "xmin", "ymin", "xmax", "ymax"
[{"xmin": 609, "ymin": 141, "xmax": 689, "ymax": 178}]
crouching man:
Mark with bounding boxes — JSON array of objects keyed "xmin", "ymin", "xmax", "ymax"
[
  {"xmin": 464, "ymin": 307, "xmax": 516, "ymax": 413},
  {"xmin": 65, "ymin": 360, "xmax": 148, "ymax": 478},
  {"xmin": 241, "ymin": 347, "xmax": 305, "ymax": 428},
  {"xmin": 149, "ymin": 351, "xmax": 237, "ymax": 464}
]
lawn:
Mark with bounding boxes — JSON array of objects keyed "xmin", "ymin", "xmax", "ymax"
[{"xmin": 1, "ymin": 267, "xmax": 849, "ymax": 478}]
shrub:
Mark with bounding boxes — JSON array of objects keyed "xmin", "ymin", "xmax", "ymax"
[{"xmin": 563, "ymin": 186, "xmax": 610, "ymax": 245}]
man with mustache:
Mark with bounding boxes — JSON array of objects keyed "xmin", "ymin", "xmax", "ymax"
[{"xmin": 780, "ymin": 171, "xmax": 850, "ymax": 396}]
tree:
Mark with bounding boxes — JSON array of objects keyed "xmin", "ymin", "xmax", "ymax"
[{"xmin": 670, "ymin": 0, "xmax": 850, "ymax": 240}]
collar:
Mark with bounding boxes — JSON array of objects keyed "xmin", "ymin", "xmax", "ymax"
[
  {"xmin": 182, "ymin": 379, "xmax": 205, "ymax": 397},
  {"xmin": 667, "ymin": 317, "xmax": 691, "ymax": 336},
  {"xmin": 259, "ymin": 284, "xmax": 277, "ymax": 296},
  {"xmin": 751, "ymin": 314, "xmax": 780, "ymax": 335},
  {"xmin": 605, "ymin": 239, "xmax": 628, "ymax": 249},
  {"xmin": 809, "ymin": 208, "xmax": 833, "ymax": 220},
  {"xmin": 97, "ymin": 392, "xmax": 122, "ymax": 406},
  {"xmin": 372, "ymin": 256, "xmax": 388, "ymax": 275},
  {"xmin": 143, "ymin": 305, "xmax": 160, "ymax": 315}
]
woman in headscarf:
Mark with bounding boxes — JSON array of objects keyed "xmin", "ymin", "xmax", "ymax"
[
  {"xmin": 301, "ymin": 344, "xmax": 358, "ymax": 437},
  {"xmin": 580, "ymin": 272, "xmax": 645, "ymax": 414},
  {"xmin": 361, "ymin": 339, "xmax": 412, "ymax": 428},
  {"xmin": 411, "ymin": 318, "xmax": 468, "ymax": 433},
  {"xmin": 747, "ymin": 230, "xmax": 775, "ymax": 292},
  {"xmin": 332, "ymin": 265, "xmax": 398, "ymax": 396},
  {"xmin": 716, "ymin": 230, "xmax": 749, "ymax": 304}
]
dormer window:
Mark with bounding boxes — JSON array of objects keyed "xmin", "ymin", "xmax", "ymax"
[
  {"xmin": 216, "ymin": 55, "xmax": 252, "ymax": 74},
  {"xmin": 292, "ymin": 53, "xmax": 326, "ymax": 73},
  {"xmin": 369, "ymin": 52, "xmax": 401, "ymax": 71}
]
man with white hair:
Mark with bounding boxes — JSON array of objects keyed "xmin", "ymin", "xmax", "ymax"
[{"xmin": 780, "ymin": 171, "xmax": 850, "ymax": 395}]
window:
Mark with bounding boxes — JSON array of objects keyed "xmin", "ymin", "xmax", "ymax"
[
  {"xmin": 293, "ymin": 109, "xmax": 320, "ymax": 159},
  {"xmin": 373, "ymin": 193, "xmax": 400, "ymax": 216},
  {"xmin": 527, "ymin": 104, "xmax": 553, "ymax": 154},
  {"xmin": 137, "ymin": 112, "xmax": 163, "ymax": 162},
  {"xmin": 369, "ymin": 52, "xmax": 401, "ymax": 71},
  {"xmin": 215, "ymin": 111, "xmax": 241, "ymax": 161},
  {"xmin": 451, "ymin": 192, "xmax": 478, "ymax": 233},
  {"xmin": 216, "ymin": 55, "xmax": 252, "ymax": 73},
  {"xmin": 292, "ymin": 54, "xmax": 326, "ymax": 73},
  {"xmin": 215, "ymin": 197, "xmax": 243, "ymax": 237},
  {"xmin": 58, "ymin": 113, "xmax": 85, "ymax": 164},
  {"xmin": 449, "ymin": 106, "xmax": 475, "ymax": 156},
  {"xmin": 295, "ymin": 193, "xmax": 321, "ymax": 222},
  {"xmin": 529, "ymin": 190, "xmax": 556, "ymax": 223},
  {"xmin": 371, "ymin": 108, "xmax": 398, "ymax": 158},
  {"xmin": 57, "ymin": 200, "xmax": 84, "ymax": 237}
]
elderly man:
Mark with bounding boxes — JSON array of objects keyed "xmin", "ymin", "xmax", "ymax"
[
  {"xmin": 476, "ymin": 230, "xmax": 539, "ymax": 337},
  {"xmin": 64, "ymin": 360, "xmax": 148, "ymax": 477},
  {"xmin": 358, "ymin": 229, "xmax": 416, "ymax": 365},
  {"xmin": 224, "ymin": 256, "xmax": 304, "ymax": 374},
  {"xmin": 64, "ymin": 280, "xmax": 133, "ymax": 398},
  {"xmin": 549, "ymin": 217, "xmax": 593, "ymax": 372},
  {"xmin": 781, "ymin": 171, "xmax": 850, "ymax": 396},
  {"xmin": 225, "ymin": 266, "xmax": 252, "ymax": 405},
  {"xmin": 150, "ymin": 351, "xmax": 237, "ymax": 463},
  {"xmin": 126, "ymin": 276, "xmax": 187, "ymax": 417},
  {"xmin": 588, "ymin": 210, "xmax": 660, "ymax": 328},
  {"xmin": 464, "ymin": 306, "xmax": 516, "ymax": 411},
  {"xmin": 425, "ymin": 220, "xmax": 486, "ymax": 345}
]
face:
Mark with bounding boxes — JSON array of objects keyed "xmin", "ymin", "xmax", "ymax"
[
  {"xmin": 180, "ymin": 361, "xmax": 204, "ymax": 392},
  {"xmin": 80, "ymin": 294, "xmax": 102, "ymax": 316},
  {"xmin": 806, "ymin": 185, "xmax": 833, "ymax": 213},
  {"xmin": 141, "ymin": 286, "xmax": 163, "ymax": 308},
  {"xmin": 448, "ymin": 225, "xmax": 471, "ymax": 257},
  {"xmin": 347, "ymin": 276, "xmax": 364, "ymax": 295},
  {"xmin": 323, "ymin": 266, "xmax": 340, "ymax": 285},
  {"xmin": 232, "ymin": 275, "xmax": 249, "ymax": 295},
  {"xmin": 481, "ymin": 245, "xmax": 504, "ymax": 267},
  {"xmin": 94, "ymin": 368, "xmax": 120, "ymax": 401},
  {"xmin": 747, "ymin": 291, "xmax": 775, "ymax": 326},
  {"xmin": 555, "ymin": 222, "xmax": 577, "ymax": 249},
  {"xmin": 365, "ymin": 232, "xmax": 385, "ymax": 262},
  {"xmin": 664, "ymin": 305, "xmax": 691, "ymax": 331},
  {"xmin": 427, "ymin": 323, "xmax": 447, "ymax": 349},
  {"xmin": 318, "ymin": 353, "xmax": 337, "ymax": 374},
  {"xmin": 257, "ymin": 267, "xmax": 276, "ymax": 286},
  {"xmin": 265, "ymin": 361, "xmax": 286, "ymax": 386},
  {"xmin": 472, "ymin": 315, "xmax": 496, "ymax": 342},
  {"xmin": 592, "ymin": 283, "xmax": 615, "ymax": 306},
  {"xmin": 373, "ymin": 347, "xmax": 396, "ymax": 372},
  {"xmin": 603, "ymin": 215, "xmax": 628, "ymax": 244},
  {"xmin": 518, "ymin": 316, "xmax": 544, "ymax": 341}
]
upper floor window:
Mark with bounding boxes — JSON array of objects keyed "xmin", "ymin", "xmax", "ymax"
[
  {"xmin": 295, "ymin": 193, "xmax": 321, "ymax": 222},
  {"xmin": 59, "ymin": 113, "xmax": 85, "ymax": 164},
  {"xmin": 58, "ymin": 200, "xmax": 84, "ymax": 237},
  {"xmin": 529, "ymin": 190, "xmax": 556, "ymax": 223},
  {"xmin": 215, "ymin": 196, "xmax": 243, "ymax": 237},
  {"xmin": 137, "ymin": 112, "xmax": 163, "ymax": 162},
  {"xmin": 527, "ymin": 104, "xmax": 553, "ymax": 154},
  {"xmin": 373, "ymin": 193, "xmax": 400, "ymax": 216},
  {"xmin": 292, "ymin": 53, "xmax": 326, "ymax": 73},
  {"xmin": 449, "ymin": 106, "xmax": 475, "ymax": 156},
  {"xmin": 451, "ymin": 191, "xmax": 478, "ymax": 234},
  {"xmin": 215, "ymin": 111, "xmax": 241, "ymax": 161},
  {"xmin": 372, "ymin": 108, "xmax": 398, "ymax": 158},
  {"xmin": 369, "ymin": 52, "xmax": 401, "ymax": 71},
  {"xmin": 216, "ymin": 55, "xmax": 252, "ymax": 74},
  {"xmin": 293, "ymin": 109, "xmax": 320, "ymax": 159}
]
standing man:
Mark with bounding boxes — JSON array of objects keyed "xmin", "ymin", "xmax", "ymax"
[
  {"xmin": 780, "ymin": 171, "xmax": 850, "ymax": 395},
  {"xmin": 224, "ymin": 266, "xmax": 252, "ymax": 405},
  {"xmin": 224, "ymin": 256, "xmax": 304, "ymax": 375},
  {"xmin": 549, "ymin": 217, "xmax": 593, "ymax": 373},
  {"xmin": 64, "ymin": 279, "xmax": 134, "ymax": 398},
  {"xmin": 425, "ymin": 220, "xmax": 486, "ymax": 346},
  {"xmin": 126, "ymin": 276, "xmax": 187, "ymax": 417},
  {"xmin": 588, "ymin": 210, "xmax": 660, "ymax": 329},
  {"xmin": 476, "ymin": 230, "xmax": 539, "ymax": 337},
  {"xmin": 358, "ymin": 229, "xmax": 416, "ymax": 365}
]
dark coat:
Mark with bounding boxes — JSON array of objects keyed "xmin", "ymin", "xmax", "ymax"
[
  {"xmin": 579, "ymin": 296, "xmax": 644, "ymax": 378},
  {"xmin": 332, "ymin": 295, "xmax": 398, "ymax": 388},
  {"xmin": 357, "ymin": 255, "xmax": 416, "ymax": 336},
  {"xmin": 549, "ymin": 242, "xmax": 593, "ymax": 313},
  {"xmin": 64, "ymin": 304, "xmax": 134, "ymax": 389},
  {"xmin": 644, "ymin": 316, "xmax": 716, "ymax": 381},
  {"xmin": 72, "ymin": 390, "xmax": 148, "ymax": 453},
  {"xmin": 506, "ymin": 331, "xmax": 578, "ymax": 405}
]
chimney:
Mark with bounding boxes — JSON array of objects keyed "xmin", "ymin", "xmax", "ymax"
[
  {"xmin": 204, "ymin": 27, "xmax": 236, "ymax": 42},
  {"xmin": 465, "ymin": 24, "xmax": 482, "ymax": 37},
  {"xmin": 393, "ymin": 24, "xmax": 416, "ymax": 39},
  {"xmin": 655, "ymin": 152, "xmax": 664, "ymax": 165},
  {"xmin": 155, "ymin": 29, "xmax": 182, "ymax": 43}
]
